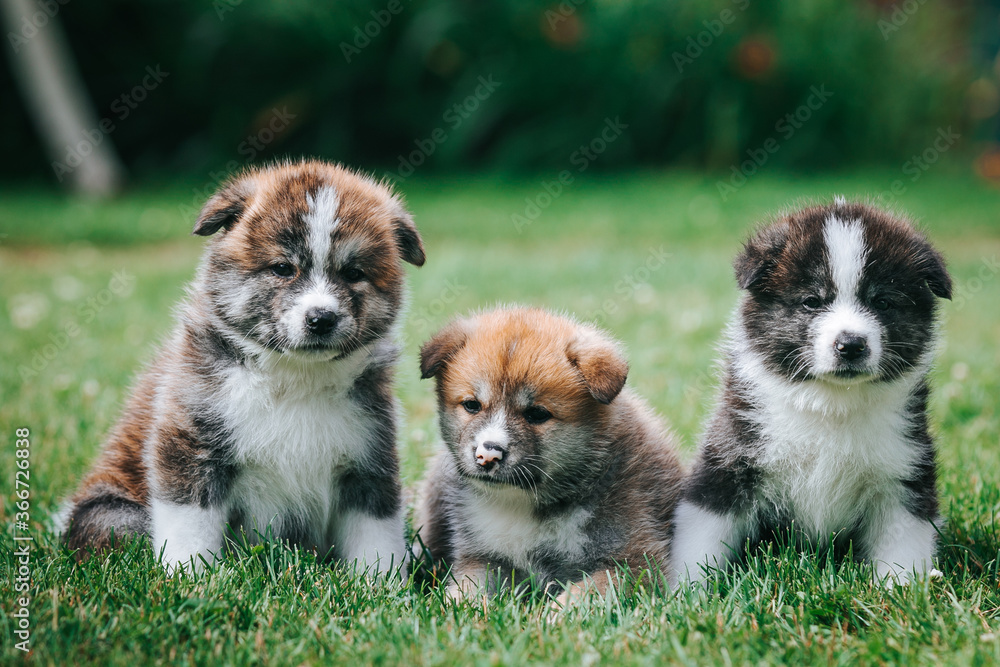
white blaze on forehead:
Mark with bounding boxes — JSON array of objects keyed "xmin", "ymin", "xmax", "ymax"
[
  {"xmin": 304, "ymin": 185, "xmax": 340, "ymax": 275},
  {"xmin": 823, "ymin": 215, "xmax": 867, "ymax": 301},
  {"xmin": 814, "ymin": 214, "xmax": 882, "ymax": 374},
  {"xmin": 278, "ymin": 185, "xmax": 343, "ymax": 347}
]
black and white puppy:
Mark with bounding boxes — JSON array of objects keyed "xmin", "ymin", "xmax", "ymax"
[
  {"xmin": 60, "ymin": 160, "xmax": 424, "ymax": 574},
  {"xmin": 671, "ymin": 200, "xmax": 951, "ymax": 586}
]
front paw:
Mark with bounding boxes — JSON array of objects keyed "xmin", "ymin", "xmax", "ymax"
[
  {"xmin": 670, "ymin": 565, "xmax": 714, "ymax": 592},
  {"xmin": 157, "ymin": 542, "xmax": 221, "ymax": 575},
  {"xmin": 544, "ymin": 595, "xmax": 569, "ymax": 623},
  {"xmin": 544, "ymin": 580, "xmax": 598, "ymax": 622},
  {"xmin": 443, "ymin": 581, "xmax": 464, "ymax": 603},
  {"xmin": 443, "ymin": 572, "xmax": 486, "ymax": 604},
  {"xmin": 159, "ymin": 551, "xmax": 199, "ymax": 576},
  {"xmin": 443, "ymin": 580, "xmax": 481, "ymax": 605},
  {"xmin": 353, "ymin": 552, "xmax": 407, "ymax": 585},
  {"xmin": 551, "ymin": 584, "xmax": 580, "ymax": 610},
  {"xmin": 875, "ymin": 562, "xmax": 943, "ymax": 588}
]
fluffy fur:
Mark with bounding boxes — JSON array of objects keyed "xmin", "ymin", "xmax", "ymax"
[
  {"xmin": 59, "ymin": 160, "xmax": 425, "ymax": 574},
  {"xmin": 414, "ymin": 307, "xmax": 684, "ymax": 602},
  {"xmin": 670, "ymin": 200, "xmax": 951, "ymax": 586}
]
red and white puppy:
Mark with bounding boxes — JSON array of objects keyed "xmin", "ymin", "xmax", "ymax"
[
  {"xmin": 60, "ymin": 160, "xmax": 424, "ymax": 575},
  {"xmin": 415, "ymin": 307, "xmax": 684, "ymax": 602}
]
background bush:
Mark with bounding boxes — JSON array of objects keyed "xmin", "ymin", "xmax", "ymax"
[{"xmin": 0, "ymin": 0, "xmax": 987, "ymax": 183}]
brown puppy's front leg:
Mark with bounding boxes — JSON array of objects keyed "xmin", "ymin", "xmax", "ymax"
[
  {"xmin": 551, "ymin": 568, "xmax": 618, "ymax": 610},
  {"xmin": 444, "ymin": 558, "xmax": 492, "ymax": 601}
]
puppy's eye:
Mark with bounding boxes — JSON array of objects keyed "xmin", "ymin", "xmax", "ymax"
[
  {"xmin": 271, "ymin": 262, "xmax": 295, "ymax": 278},
  {"xmin": 524, "ymin": 406, "xmax": 552, "ymax": 425},
  {"xmin": 342, "ymin": 267, "xmax": 365, "ymax": 282},
  {"xmin": 461, "ymin": 400, "xmax": 481, "ymax": 414},
  {"xmin": 801, "ymin": 296, "xmax": 822, "ymax": 310},
  {"xmin": 872, "ymin": 296, "xmax": 893, "ymax": 311}
]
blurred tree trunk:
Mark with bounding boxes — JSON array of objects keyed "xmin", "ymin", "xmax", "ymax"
[{"xmin": 1, "ymin": 0, "xmax": 125, "ymax": 196}]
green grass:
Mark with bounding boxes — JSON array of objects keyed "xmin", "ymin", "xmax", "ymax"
[{"xmin": 1, "ymin": 168, "xmax": 999, "ymax": 665}]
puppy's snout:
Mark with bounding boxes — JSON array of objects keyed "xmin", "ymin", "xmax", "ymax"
[
  {"xmin": 475, "ymin": 442, "xmax": 506, "ymax": 468},
  {"xmin": 305, "ymin": 308, "xmax": 338, "ymax": 336},
  {"xmin": 835, "ymin": 333, "xmax": 869, "ymax": 362}
]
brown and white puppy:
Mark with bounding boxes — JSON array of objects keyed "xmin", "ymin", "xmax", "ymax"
[
  {"xmin": 59, "ymin": 160, "xmax": 424, "ymax": 574},
  {"xmin": 414, "ymin": 307, "xmax": 684, "ymax": 602},
  {"xmin": 671, "ymin": 200, "xmax": 950, "ymax": 587}
]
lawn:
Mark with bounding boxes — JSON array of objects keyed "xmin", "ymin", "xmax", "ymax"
[{"xmin": 1, "ymin": 168, "xmax": 999, "ymax": 665}]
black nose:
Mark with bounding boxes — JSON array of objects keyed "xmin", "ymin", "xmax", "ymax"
[
  {"xmin": 305, "ymin": 308, "xmax": 338, "ymax": 336},
  {"xmin": 835, "ymin": 334, "xmax": 868, "ymax": 361}
]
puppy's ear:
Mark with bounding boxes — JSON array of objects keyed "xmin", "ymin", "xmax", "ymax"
[
  {"xmin": 735, "ymin": 222, "xmax": 789, "ymax": 291},
  {"xmin": 566, "ymin": 328, "xmax": 629, "ymax": 405},
  {"xmin": 916, "ymin": 241, "xmax": 952, "ymax": 299},
  {"xmin": 420, "ymin": 319, "xmax": 469, "ymax": 379},
  {"xmin": 392, "ymin": 204, "xmax": 425, "ymax": 266},
  {"xmin": 193, "ymin": 177, "xmax": 254, "ymax": 236}
]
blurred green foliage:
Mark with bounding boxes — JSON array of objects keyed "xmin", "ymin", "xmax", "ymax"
[{"xmin": 0, "ymin": 0, "xmax": 981, "ymax": 181}]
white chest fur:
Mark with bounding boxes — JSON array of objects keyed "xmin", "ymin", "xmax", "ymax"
[
  {"xmin": 217, "ymin": 351, "xmax": 376, "ymax": 547},
  {"xmin": 457, "ymin": 484, "xmax": 592, "ymax": 569},
  {"xmin": 750, "ymin": 376, "xmax": 919, "ymax": 541}
]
